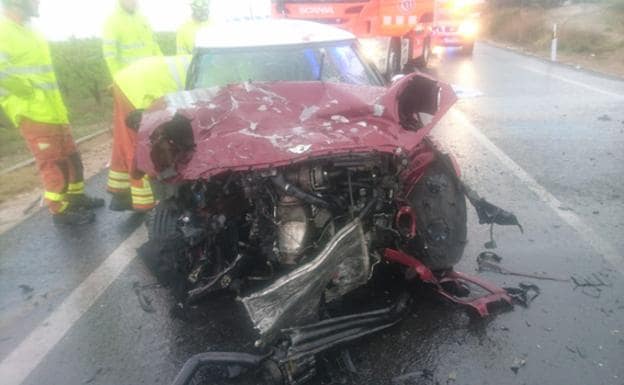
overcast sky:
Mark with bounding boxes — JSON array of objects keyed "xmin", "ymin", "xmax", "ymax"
[{"xmin": 32, "ymin": 0, "xmax": 271, "ymax": 40}]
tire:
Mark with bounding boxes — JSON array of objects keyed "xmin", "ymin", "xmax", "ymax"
[
  {"xmin": 386, "ymin": 37, "xmax": 402, "ymax": 80},
  {"xmin": 146, "ymin": 200, "xmax": 181, "ymax": 242},
  {"xmin": 403, "ymin": 159, "xmax": 467, "ymax": 270},
  {"xmin": 142, "ymin": 201, "xmax": 185, "ymax": 287}
]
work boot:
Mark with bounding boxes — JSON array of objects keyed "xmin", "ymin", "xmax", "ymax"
[
  {"xmin": 68, "ymin": 194, "xmax": 105, "ymax": 210},
  {"xmin": 109, "ymin": 192, "xmax": 133, "ymax": 211},
  {"xmin": 53, "ymin": 208, "xmax": 96, "ymax": 226}
]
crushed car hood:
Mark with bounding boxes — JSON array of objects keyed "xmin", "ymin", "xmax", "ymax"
[{"xmin": 136, "ymin": 73, "xmax": 457, "ymax": 181}]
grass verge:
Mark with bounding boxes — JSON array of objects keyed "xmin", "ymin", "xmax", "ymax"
[{"xmin": 483, "ymin": 1, "xmax": 624, "ymax": 77}]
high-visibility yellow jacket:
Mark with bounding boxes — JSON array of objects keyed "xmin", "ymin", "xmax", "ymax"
[
  {"xmin": 114, "ymin": 55, "xmax": 191, "ymax": 109},
  {"xmin": 102, "ymin": 7, "xmax": 162, "ymax": 76},
  {"xmin": 0, "ymin": 16, "xmax": 68, "ymax": 127},
  {"xmin": 176, "ymin": 19, "xmax": 210, "ymax": 55}
]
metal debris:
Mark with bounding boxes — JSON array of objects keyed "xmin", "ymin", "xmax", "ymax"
[
  {"xmin": 477, "ymin": 252, "xmax": 569, "ymax": 282},
  {"xmin": 510, "ymin": 357, "xmax": 526, "ymax": 374},
  {"xmin": 463, "ymin": 184, "xmax": 523, "ymax": 232},
  {"xmin": 484, "ymin": 225, "xmax": 497, "ymax": 249},
  {"xmin": 82, "ymin": 367, "xmax": 104, "ymax": 384},
  {"xmin": 571, "ymin": 273, "xmax": 612, "ymax": 298},
  {"xmin": 132, "ymin": 282, "xmax": 158, "ymax": 313},
  {"xmin": 478, "ymin": 251, "xmax": 501, "ymax": 263},
  {"xmin": 18, "ymin": 284, "xmax": 34, "ymax": 294},
  {"xmin": 477, "ymin": 253, "xmax": 614, "ymax": 299},
  {"xmin": 461, "ymin": 184, "xmax": 523, "ymax": 249},
  {"xmin": 504, "ymin": 283, "xmax": 540, "ymax": 307},
  {"xmin": 565, "ymin": 345, "xmax": 586, "ymax": 359}
]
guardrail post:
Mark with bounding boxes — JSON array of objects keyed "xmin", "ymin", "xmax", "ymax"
[{"xmin": 550, "ymin": 23, "xmax": 558, "ymax": 62}]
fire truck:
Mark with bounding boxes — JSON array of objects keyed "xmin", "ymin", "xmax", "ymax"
[
  {"xmin": 272, "ymin": 0, "xmax": 435, "ymax": 77},
  {"xmin": 431, "ymin": 0, "xmax": 482, "ymax": 55}
]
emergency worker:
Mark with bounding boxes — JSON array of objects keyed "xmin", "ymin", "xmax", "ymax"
[
  {"xmin": 177, "ymin": 0, "xmax": 211, "ymax": 55},
  {"xmin": 102, "ymin": 0, "xmax": 162, "ymax": 76},
  {"xmin": 0, "ymin": 0, "xmax": 104, "ymax": 226},
  {"xmin": 107, "ymin": 55, "xmax": 191, "ymax": 212}
]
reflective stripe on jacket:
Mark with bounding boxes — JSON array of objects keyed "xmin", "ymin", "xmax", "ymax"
[
  {"xmin": 102, "ymin": 7, "xmax": 162, "ymax": 76},
  {"xmin": 0, "ymin": 16, "xmax": 68, "ymax": 126},
  {"xmin": 113, "ymin": 55, "xmax": 191, "ymax": 109},
  {"xmin": 176, "ymin": 19, "xmax": 210, "ymax": 55}
]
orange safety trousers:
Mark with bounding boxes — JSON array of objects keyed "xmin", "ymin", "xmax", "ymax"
[
  {"xmin": 106, "ymin": 86, "xmax": 155, "ymax": 211},
  {"xmin": 19, "ymin": 119, "xmax": 85, "ymax": 214}
]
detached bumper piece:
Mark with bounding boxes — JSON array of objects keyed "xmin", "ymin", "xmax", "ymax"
[{"xmin": 384, "ymin": 248, "xmax": 513, "ymax": 317}]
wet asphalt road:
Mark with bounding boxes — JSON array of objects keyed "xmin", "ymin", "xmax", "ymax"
[{"xmin": 0, "ymin": 42, "xmax": 623, "ymax": 385}]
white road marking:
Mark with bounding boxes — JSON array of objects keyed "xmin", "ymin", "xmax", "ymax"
[
  {"xmin": 452, "ymin": 84, "xmax": 484, "ymax": 99},
  {"xmin": 452, "ymin": 109, "xmax": 624, "ymax": 274},
  {"xmin": 0, "ymin": 225, "xmax": 147, "ymax": 385},
  {"xmin": 519, "ymin": 66, "xmax": 624, "ymax": 99}
]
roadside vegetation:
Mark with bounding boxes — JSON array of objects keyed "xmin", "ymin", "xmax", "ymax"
[
  {"xmin": 483, "ymin": 0, "xmax": 624, "ymax": 77},
  {"xmin": 0, "ymin": 32, "xmax": 176, "ymax": 170}
]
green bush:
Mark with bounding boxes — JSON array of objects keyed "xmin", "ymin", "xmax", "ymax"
[
  {"xmin": 485, "ymin": 7, "xmax": 550, "ymax": 49},
  {"xmin": 486, "ymin": 0, "xmax": 624, "ymax": 55},
  {"xmin": 51, "ymin": 38, "xmax": 111, "ymax": 106},
  {"xmin": 50, "ymin": 38, "xmax": 113, "ymax": 127},
  {"xmin": 557, "ymin": 28, "xmax": 615, "ymax": 54}
]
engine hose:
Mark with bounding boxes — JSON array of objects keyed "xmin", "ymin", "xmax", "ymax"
[
  {"xmin": 271, "ymin": 174, "xmax": 331, "ymax": 209},
  {"xmin": 171, "ymin": 351, "xmax": 270, "ymax": 385},
  {"xmin": 358, "ymin": 196, "xmax": 380, "ymax": 221}
]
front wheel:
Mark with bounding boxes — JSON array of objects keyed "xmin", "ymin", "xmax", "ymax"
[
  {"xmin": 142, "ymin": 201, "xmax": 186, "ymax": 289},
  {"xmin": 403, "ymin": 158, "xmax": 467, "ymax": 270}
]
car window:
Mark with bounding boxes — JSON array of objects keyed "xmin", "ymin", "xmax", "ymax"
[{"xmin": 192, "ymin": 43, "xmax": 380, "ymax": 88}]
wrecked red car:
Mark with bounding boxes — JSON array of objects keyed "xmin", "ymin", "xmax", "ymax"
[{"xmin": 134, "ymin": 20, "xmax": 520, "ymax": 385}]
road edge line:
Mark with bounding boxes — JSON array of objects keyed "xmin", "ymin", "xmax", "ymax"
[
  {"xmin": 452, "ymin": 109, "xmax": 624, "ymax": 274},
  {"xmin": 478, "ymin": 42, "xmax": 624, "ymax": 100},
  {"xmin": 480, "ymin": 40, "xmax": 624, "ymax": 84}
]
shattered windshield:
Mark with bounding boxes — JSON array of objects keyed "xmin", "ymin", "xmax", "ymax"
[{"xmin": 190, "ymin": 42, "xmax": 382, "ymax": 88}]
